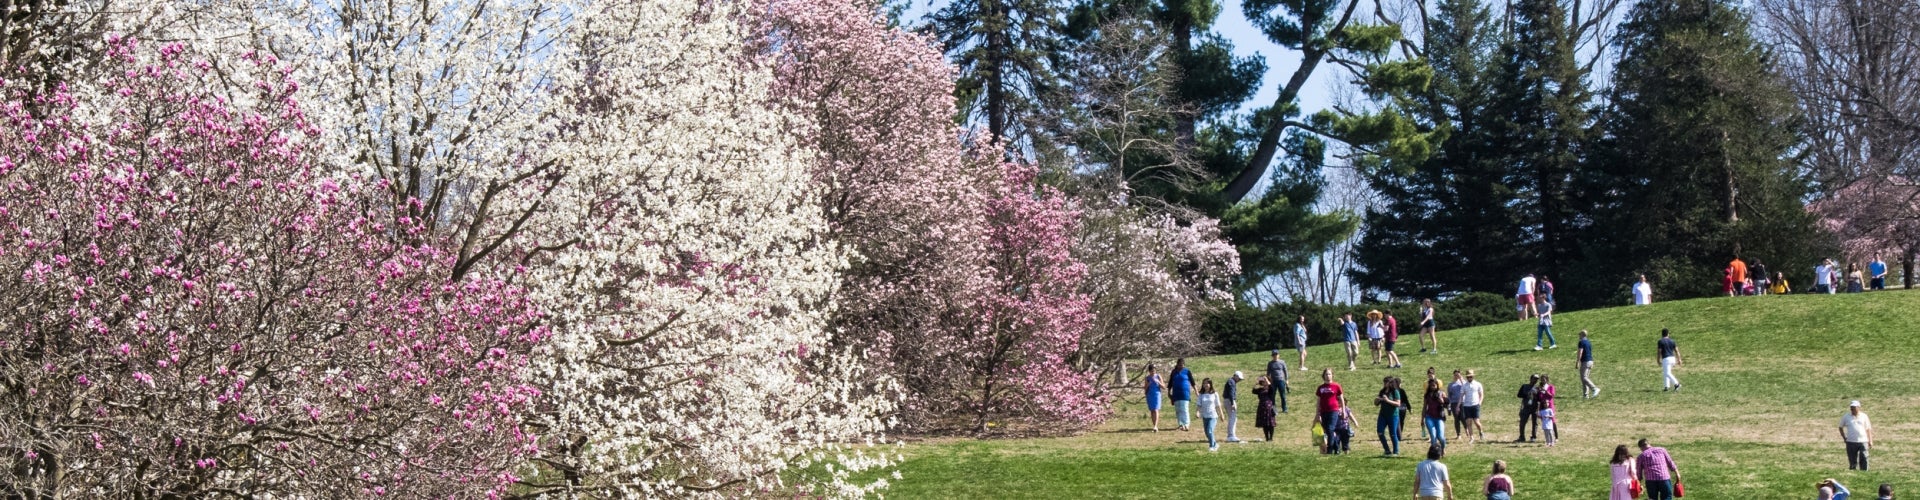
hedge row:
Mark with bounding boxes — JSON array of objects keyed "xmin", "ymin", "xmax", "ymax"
[{"xmin": 1201, "ymin": 292, "xmax": 1515, "ymax": 354}]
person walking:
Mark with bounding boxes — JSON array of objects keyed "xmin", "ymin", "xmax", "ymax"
[
  {"xmin": 1376, "ymin": 376, "xmax": 1405, "ymax": 456},
  {"xmin": 1315, "ymin": 369, "xmax": 1352, "ymax": 455},
  {"xmin": 1413, "ymin": 445, "xmax": 1456, "ymax": 500},
  {"xmin": 1343, "ymin": 314, "xmax": 1361, "ymax": 371},
  {"xmin": 1577, "ymin": 330, "xmax": 1599, "ymax": 398},
  {"xmin": 1535, "ymin": 374, "xmax": 1558, "ymax": 447},
  {"xmin": 1420, "ymin": 299, "xmax": 1440, "ymax": 354},
  {"xmin": 1461, "ymin": 370, "xmax": 1486, "ymax": 444},
  {"xmin": 1368, "ymin": 310, "xmax": 1387, "ymax": 365},
  {"xmin": 1483, "ymin": 460, "xmax": 1515, "ymax": 500},
  {"xmin": 1534, "ymin": 305, "xmax": 1558, "ymax": 350},
  {"xmin": 1870, "ymin": 255, "xmax": 1888, "ymax": 290},
  {"xmin": 1752, "ymin": 259, "xmax": 1771, "ymax": 295},
  {"xmin": 1223, "ymin": 371, "xmax": 1243, "ymax": 443},
  {"xmin": 1144, "ymin": 363, "xmax": 1165, "ymax": 431},
  {"xmin": 1386, "ymin": 312, "xmax": 1404, "ymax": 368},
  {"xmin": 1609, "ymin": 445, "xmax": 1639, "ymax": 500},
  {"xmin": 1517, "ymin": 274, "xmax": 1539, "ymax": 320},
  {"xmin": 1818, "ymin": 478, "xmax": 1853, "ymax": 500},
  {"xmin": 1169, "ymin": 358, "xmax": 1196, "ymax": 430},
  {"xmin": 1633, "ymin": 275, "xmax": 1654, "ymax": 305},
  {"xmin": 1254, "ymin": 375, "xmax": 1278, "ymax": 442},
  {"xmin": 1657, "ymin": 329, "xmax": 1682, "ymax": 391},
  {"xmin": 1515, "ymin": 375, "xmax": 1540, "ymax": 443},
  {"xmin": 1840, "ymin": 400, "xmax": 1874, "ymax": 470},
  {"xmin": 1731, "ymin": 256, "xmax": 1748, "ymax": 292},
  {"xmin": 1266, "ymin": 350, "xmax": 1290, "ymax": 414},
  {"xmin": 1293, "ymin": 315, "xmax": 1311, "ymax": 372},
  {"xmin": 1448, "ymin": 370, "xmax": 1468, "ymax": 441},
  {"xmin": 1816, "ymin": 259, "xmax": 1836, "ymax": 294},
  {"xmin": 1422, "ymin": 376, "xmax": 1448, "ymax": 448},
  {"xmin": 1636, "ymin": 439, "xmax": 1683, "ymax": 500},
  {"xmin": 1197, "ymin": 379, "xmax": 1222, "ymax": 452}
]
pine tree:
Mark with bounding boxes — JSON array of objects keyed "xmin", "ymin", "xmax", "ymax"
[
  {"xmin": 930, "ymin": 0, "xmax": 1066, "ymax": 144},
  {"xmin": 1585, "ymin": 0, "xmax": 1826, "ymax": 301},
  {"xmin": 1486, "ymin": 0, "xmax": 1596, "ymax": 303}
]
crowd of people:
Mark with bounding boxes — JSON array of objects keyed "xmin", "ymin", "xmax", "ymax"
[{"xmin": 1130, "ymin": 266, "xmax": 1899, "ymax": 497}]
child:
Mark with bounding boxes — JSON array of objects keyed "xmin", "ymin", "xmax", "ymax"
[
  {"xmin": 1539, "ymin": 407, "xmax": 1557, "ymax": 447},
  {"xmin": 1534, "ymin": 305, "xmax": 1557, "ymax": 350},
  {"xmin": 1196, "ymin": 378, "xmax": 1221, "ymax": 452}
]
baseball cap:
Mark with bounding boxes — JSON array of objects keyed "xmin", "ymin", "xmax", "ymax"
[{"xmin": 1850, "ymin": 401, "xmax": 1861, "ymax": 407}]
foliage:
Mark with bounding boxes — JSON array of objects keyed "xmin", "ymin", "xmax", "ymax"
[
  {"xmin": 927, "ymin": 0, "xmax": 1067, "ymax": 143},
  {"xmin": 1199, "ymin": 292, "xmax": 1510, "ymax": 354},
  {"xmin": 1073, "ymin": 204, "xmax": 1240, "ymax": 377},
  {"xmin": 0, "ymin": 40, "xmax": 543, "ymax": 498}
]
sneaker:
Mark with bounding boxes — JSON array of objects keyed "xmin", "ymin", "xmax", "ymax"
[
  {"xmin": 1227, "ymin": 438, "xmax": 1242, "ymax": 443},
  {"xmin": 1549, "ymin": 344, "xmax": 1559, "ymax": 349},
  {"xmin": 1534, "ymin": 346, "xmax": 1543, "ymax": 351},
  {"xmin": 1419, "ymin": 348, "xmax": 1428, "ymax": 353},
  {"xmin": 1593, "ymin": 387, "xmax": 1600, "ymax": 398}
]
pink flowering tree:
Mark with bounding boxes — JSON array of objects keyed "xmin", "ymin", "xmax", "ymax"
[
  {"xmin": 0, "ymin": 39, "xmax": 545, "ymax": 498},
  {"xmin": 1072, "ymin": 207, "xmax": 1240, "ymax": 380},
  {"xmin": 1813, "ymin": 177, "xmax": 1920, "ymax": 287}
]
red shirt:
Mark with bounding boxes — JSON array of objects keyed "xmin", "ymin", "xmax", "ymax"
[
  {"xmin": 1385, "ymin": 316, "xmax": 1400, "ymax": 341},
  {"xmin": 1317, "ymin": 383, "xmax": 1344, "ymax": 413}
]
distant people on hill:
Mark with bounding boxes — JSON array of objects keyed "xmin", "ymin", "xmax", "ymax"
[
  {"xmin": 1169, "ymin": 358, "xmax": 1195, "ymax": 430},
  {"xmin": 1223, "ymin": 372, "xmax": 1243, "ymax": 443},
  {"xmin": 1483, "ymin": 460, "xmax": 1515, "ymax": 500},
  {"xmin": 1817, "ymin": 478, "xmax": 1852, "ymax": 500},
  {"xmin": 1536, "ymin": 374, "xmax": 1558, "ymax": 447},
  {"xmin": 1368, "ymin": 310, "xmax": 1386, "ymax": 366},
  {"xmin": 1267, "ymin": 350, "xmax": 1290, "ymax": 414},
  {"xmin": 1196, "ymin": 378, "xmax": 1221, "ymax": 452},
  {"xmin": 1253, "ymin": 375, "xmax": 1278, "ymax": 441},
  {"xmin": 1517, "ymin": 274, "xmax": 1539, "ymax": 320},
  {"xmin": 1770, "ymin": 272, "xmax": 1792, "ymax": 295},
  {"xmin": 1841, "ymin": 400, "xmax": 1874, "ymax": 471},
  {"xmin": 1515, "ymin": 374, "xmax": 1540, "ymax": 443},
  {"xmin": 1535, "ymin": 305, "xmax": 1558, "ymax": 351},
  {"xmin": 1633, "ymin": 275, "xmax": 1654, "ymax": 305},
  {"xmin": 1816, "ymin": 259, "xmax": 1836, "ymax": 294},
  {"xmin": 1539, "ymin": 275, "xmax": 1557, "ymax": 308},
  {"xmin": 1657, "ymin": 329, "xmax": 1682, "ymax": 392},
  {"xmin": 1413, "ymin": 445, "xmax": 1455, "ymax": 500},
  {"xmin": 1420, "ymin": 299, "xmax": 1440, "ymax": 355},
  {"xmin": 1343, "ymin": 313, "xmax": 1361, "ymax": 371},
  {"xmin": 1143, "ymin": 363, "xmax": 1164, "ymax": 432},
  {"xmin": 1375, "ymin": 376, "xmax": 1404, "ymax": 456},
  {"xmin": 1721, "ymin": 266, "xmax": 1736, "ymax": 296},
  {"xmin": 1609, "ymin": 445, "xmax": 1639, "ymax": 500},
  {"xmin": 1315, "ymin": 369, "xmax": 1353, "ymax": 454},
  {"xmin": 1293, "ymin": 315, "xmax": 1311, "ymax": 372},
  {"xmin": 1870, "ymin": 255, "xmax": 1888, "ymax": 290},
  {"xmin": 1636, "ymin": 439, "xmax": 1684, "ymax": 500},
  {"xmin": 1421, "ymin": 373, "xmax": 1448, "ymax": 447},
  {"xmin": 1847, "ymin": 263, "xmax": 1866, "ymax": 293},
  {"xmin": 1461, "ymin": 370, "xmax": 1487, "ymax": 444},
  {"xmin": 1448, "ymin": 370, "xmax": 1468, "ymax": 441},
  {"xmin": 1731, "ymin": 256, "xmax": 1748, "ymax": 290},
  {"xmin": 1752, "ymin": 259, "xmax": 1771, "ymax": 295},
  {"xmin": 1385, "ymin": 312, "xmax": 1404, "ymax": 368},
  {"xmin": 1577, "ymin": 330, "xmax": 1599, "ymax": 399}
]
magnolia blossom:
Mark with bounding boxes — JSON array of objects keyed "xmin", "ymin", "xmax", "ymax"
[
  {"xmin": 0, "ymin": 40, "xmax": 543, "ymax": 498},
  {"xmin": 1074, "ymin": 207, "xmax": 1240, "ymax": 375}
]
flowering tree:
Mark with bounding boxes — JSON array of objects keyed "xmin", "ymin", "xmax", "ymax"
[
  {"xmin": 1812, "ymin": 178, "xmax": 1920, "ymax": 286},
  {"xmin": 1073, "ymin": 207, "xmax": 1239, "ymax": 379},
  {"xmin": 0, "ymin": 39, "xmax": 544, "ymax": 498}
]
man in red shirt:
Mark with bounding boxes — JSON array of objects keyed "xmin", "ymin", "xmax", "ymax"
[
  {"xmin": 1316, "ymin": 369, "xmax": 1352, "ymax": 454},
  {"xmin": 1384, "ymin": 313, "xmax": 1403, "ymax": 369}
]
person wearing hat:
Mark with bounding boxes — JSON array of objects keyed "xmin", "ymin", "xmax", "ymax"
[
  {"xmin": 1223, "ymin": 371, "xmax": 1244, "ymax": 443},
  {"xmin": 1840, "ymin": 400, "xmax": 1874, "ymax": 470},
  {"xmin": 1266, "ymin": 350, "xmax": 1290, "ymax": 414},
  {"xmin": 1816, "ymin": 478, "xmax": 1852, "ymax": 500}
]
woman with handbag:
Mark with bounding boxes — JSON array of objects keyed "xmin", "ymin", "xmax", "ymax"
[{"xmin": 1610, "ymin": 445, "xmax": 1640, "ymax": 500}]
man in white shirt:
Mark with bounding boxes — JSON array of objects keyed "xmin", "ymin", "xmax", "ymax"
[
  {"xmin": 1632, "ymin": 275, "xmax": 1653, "ymax": 305},
  {"xmin": 1815, "ymin": 259, "xmax": 1835, "ymax": 294},
  {"xmin": 1460, "ymin": 370, "xmax": 1486, "ymax": 444},
  {"xmin": 1840, "ymin": 401, "xmax": 1873, "ymax": 470},
  {"xmin": 1516, "ymin": 274, "xmax": 1538, "ymax": 320},
  {"xmin": 1412, "ymin": 445, "xmax": 1454, "ymax": 500}
]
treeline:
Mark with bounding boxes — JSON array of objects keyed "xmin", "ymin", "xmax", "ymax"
[{"xmin": 1204, "ymin": 293, "xmax": 1514, "ymax": 353}]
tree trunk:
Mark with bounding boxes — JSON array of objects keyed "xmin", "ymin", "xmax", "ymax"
[{"xmin": 1904, "ymin": 247, "xmax": 1915, "ymax": 289}]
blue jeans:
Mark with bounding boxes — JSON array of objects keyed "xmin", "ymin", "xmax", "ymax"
[
  {"xmin": 1175, "ymin": 399, "xmax": 1191, "ymax": 427},
  {"xmin": 1488, "ymin": 491, "xmax": 1511, "ymax": 500},
  {"xmin": 1376, "ymin": 413, "xmax": 1401, "ymax": 455},
  {"xmin": 1320, "ymin": 411, "xmax": 1347, "ymax": 453},
  {"xmin": 1424, "ymin": 416, "xmax": 1446, "ymax": 447},
  {"xmin": 1202, "ymin": 417, "xmax": 1217, "ymax": 448},
  {"xmin": 1645, "ymin": 479, "xmax": 1674, "ymax": 500},
  {"xmin": 1536, "ymin": 324, "xmax": 1557, "ymax": 347},
  {"xmin": 1276, "ymin": 380, "xmax": 1289, "ymax": 413}
]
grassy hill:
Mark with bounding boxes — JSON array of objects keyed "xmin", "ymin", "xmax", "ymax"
[{"xmin": 869, "ymin": 290, "xmax": 1919, "ymax": 498}]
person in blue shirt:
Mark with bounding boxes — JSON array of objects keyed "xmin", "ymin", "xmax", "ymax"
[
  {"xmin": 1869, "ymin": 256, "xmax": 1888, "ymax": 290},
  {"xmin": 1342, "ymin": 313, "xmax": 1360, "ymax": 371},
  {"xmin": 1577, "ymin": 330, "xmax": 1598, "ymax": 398},
  {"xmin": 1168, "ymin": 358, "xmax": 1196, "ymax": 431},
  {"xmin": 1143, "ymin": 363, "xmax": 1165, "ymax": 431}
]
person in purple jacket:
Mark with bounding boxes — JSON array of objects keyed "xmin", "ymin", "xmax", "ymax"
[{"xmin": 1636, "ymin": 438, "xmax": 1684, "ymax": 500}]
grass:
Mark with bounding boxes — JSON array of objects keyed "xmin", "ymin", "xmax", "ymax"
[{"xmin": 867, "ymin": 289, "xmax": 1920, "ymax": 498}]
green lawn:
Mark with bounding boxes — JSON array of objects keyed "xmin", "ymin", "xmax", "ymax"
[{"xmin": 871, "ymin": 290, "xmax": 1920, "ymax": 498}]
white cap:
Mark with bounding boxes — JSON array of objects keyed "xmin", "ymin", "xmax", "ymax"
[
  {"xmin": 1233, "ymin": 371, "xmax": 1244, "ymax": 380},
  {"xmin": 1850, "ymin": 400, "xmax": 1861, "ymax": 407}
]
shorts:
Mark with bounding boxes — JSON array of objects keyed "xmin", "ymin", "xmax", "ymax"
[
  {"xmin": 1295, "ymin": 336, "xmax": 1309, "ymax": 350},
  {"xmin": 1384, "ymin": 340, "xmax": 1396, "ymax": 352},
  {"xmin": 1461, "ymin": 405, "xmax": 1481, "ymax": 419},
  {"xmin": 1420, "ymin": 320, "xmax": 1434, "ymax": 330},
  {"xmin": 1369, "ymin": 339, "xmax": 1382, "ymax": 349},
  {"xmin": 1516, "ymin": 294, "xmax": 1534, "ymax": 305}
]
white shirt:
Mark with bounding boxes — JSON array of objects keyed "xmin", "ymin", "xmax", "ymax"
[
  {"xmin": 1841, "ymin": 412, "xmax": 1871, "ymax": 442},
  {"xmin": 1460, "ymin": 380, "xmax": 1485, "ymax": 406},
  {"xmin": 1816, "ymin": 265, "xmax": 1833, "ymax": 285},
  {"xmin": 1633, "ymin": 282, "xmax": 1652, "ymax": 305},
  {"xmin": 1367, "ymin": 321, "xmax": 1384, "ymax": 340},
  {"xmin": 1416, "ymin": 460, "xmax": 1450, "ymax": 496},
  {"xmin": 1197, "ymin": 394, "xmax": 1219, "ymax": 419},
  {"xmin": 1518, "ymin": 276, "xmax": 1536, "ymax": 296}
]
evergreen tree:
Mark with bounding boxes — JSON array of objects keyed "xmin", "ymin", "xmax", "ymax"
[
  {"xmin": 1585, "ymin": 0, "xmax": 1826, "ymax": 301},
  {"xmin": 930, "ymin": 0, "xmax": 1066, "ymax": 143},
  {"xmin": 1486, "ymin": 0, "xmax": 1596, "ymax": 302}
]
